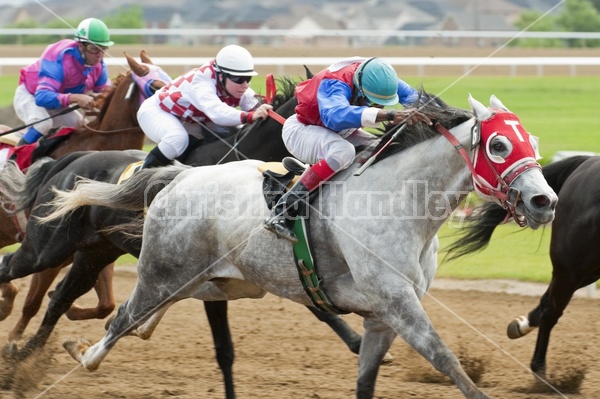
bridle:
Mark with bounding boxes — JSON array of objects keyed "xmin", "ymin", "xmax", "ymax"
[{"xmin": 436, "ymin": 114, "xmax": 541, "ymax": 227}]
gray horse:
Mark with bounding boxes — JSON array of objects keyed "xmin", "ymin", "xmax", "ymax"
[{"xmin": 45, "ymin": 94, "xmax": 557, "ymax": 398}]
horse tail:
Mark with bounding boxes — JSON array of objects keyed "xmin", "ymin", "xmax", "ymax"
[
  {"xmin": 444, "ymin": 155, "xmax": 592, "ymax": 261},
  {"xmin": 443, "ymin": 201, "xmax": 508, "ymax": 261},
  {"xmin": 0, "ymin": 157, "xmax": 57, "ymax": 215},
  {"xmin": 39, "ymin": 164, "xmax": 189, "ymax": 223}
]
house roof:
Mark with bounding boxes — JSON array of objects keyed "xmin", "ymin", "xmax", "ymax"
[
  {"xmin": 0, "ymin": 0, "xmax": 565, "ymax": 36},
  {"xmin": 263, "ymin": 5, "xmax": 345, "ymax": 30}
]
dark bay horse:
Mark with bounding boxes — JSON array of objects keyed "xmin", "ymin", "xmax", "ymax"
[
  {"xmin": 445, "ymin": 154, "xmax": 600, "ymax": 377},
  {"xmin": 0, "ymin": 78, "xmax": 368, "ymax": 399},
  {"xmin": 0, "ymin": 50, "xmax": 171, "ymax": 340},
  {"xmin": 42, "ymin": 94, "xmax": 556, "ymax": 398}
]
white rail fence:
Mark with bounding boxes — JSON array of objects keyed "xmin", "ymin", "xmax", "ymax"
[
  {"xmin": 2, "ymin": 28, "xmax": 600, "ymax": 39},
  {"xmin": 1, "ymin": 57, "xmax": 599, "ymax": 77}
]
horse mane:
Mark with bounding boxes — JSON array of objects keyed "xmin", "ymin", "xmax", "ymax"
[
  {"xmin": 237, "ymin": 76, "xmax": 298, "ymax": 136},
  {"xmin": 271, "ymin": 76, "xmax": 297, "ymax": 108},
  {"xmin": 370, "ymin": 90, "xmax": 473, "ymax": 165},
  {"xmin": 87, "ymin": 72, "xmax": 132, "ymax": 129}
]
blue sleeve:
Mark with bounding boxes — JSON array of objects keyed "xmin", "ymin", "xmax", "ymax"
[
  {"xmin": 398, "ymin": 79, "xmax": 419, "ymax": 107},
  {"xmin": 34, "ymin": 57, "xmax": 64, "ymax": 109},
  {"xmin": 317, "ymin": 79, "xmax": 365, "ymax": 131}
]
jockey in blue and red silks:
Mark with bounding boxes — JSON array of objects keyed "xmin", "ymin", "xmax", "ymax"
[
  {"xmin": 264, "ymin": 57, "xmax": 433, "ymax": 244},
  {"xmin": 136, "ymin": 44, "xmax": 274, "ymax": 169},
  {"xmin": 14, "ymin": 18, "xmax": 114, "ymax": 146}
]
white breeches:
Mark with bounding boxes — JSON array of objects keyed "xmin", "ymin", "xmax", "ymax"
[
  {"xmin": 282, "ymin": 114, "xmax": 377, "ymax": 171},
  {"xmin": 13, "ymin": 84, "xmax": 84, "ymax": 136},
  {"xmin": 137, "ymin": 94, "xmax": 232, "ymax": 160}
]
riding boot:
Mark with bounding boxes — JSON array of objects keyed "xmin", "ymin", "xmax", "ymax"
[
  {"xmin": 264, "ymin": 159, "xmax": 336, "ymax": 244},
  {"xmin": 17, "ymin": 127, "xmax": 43, "ymax": 146},
  {"xmin": 141, "ymin": 146, "xmax": 172, "ymax": 169}
]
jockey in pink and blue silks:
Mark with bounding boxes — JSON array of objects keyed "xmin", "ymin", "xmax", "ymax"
[
  {"xmin": 13, "ymin": 18, "xmax": 114, "ymax": 146},
  {"xmin": 136, "ymin": 44, "xmax": 273, "ymax": 169},
  {"xmin": 264, "ymin": 57, "xmax": 433, "ymax": 244}
]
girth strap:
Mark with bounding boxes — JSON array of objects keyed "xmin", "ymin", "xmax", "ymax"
[{"xmin": 292, "ymin": 218, "xmax": 347, "ymax": 315}]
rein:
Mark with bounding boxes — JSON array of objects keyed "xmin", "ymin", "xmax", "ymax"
[
  {"xmin": 80, "ymin": 110, "xmax": 142, "ymax": 135},
  {"xmin": 79, "ymin": 80, "xmax": 145, "ymax": 135},
  {"xmin": 265, "ymin": 74, "xmax": 288, "ymax": 125},
  {"xmin": 435, "ymin": 121, "xmax": 536, "ymax": 226}
]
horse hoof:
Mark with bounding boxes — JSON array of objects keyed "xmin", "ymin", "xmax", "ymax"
[
  {"xmin": 507, "ymin": 315, "xmax": 534, "ymax": 339},
  {"xmin": 1, "ymin": 342, "xmax": 18, "ymax": 360},
  {"xmin": 63, "ymin": 338, "xmax": 92, "ymax": 365},
  {"xmin": 381, "ymin": 352, "xmax": 394, "ymax": 364}
]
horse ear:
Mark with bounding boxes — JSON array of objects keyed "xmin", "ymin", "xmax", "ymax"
[
  {"xmin": 124, "ymin": 51, "xmax": 149, "ymax": 77},
  {"xmin": 303, "ymin": 65, "xmax": 314, "ymax": 79},
  {"xmin": 489, "ymin": 95, "xmax": 510, "ymax": 112},
  {"xmin": 140, "ymin": 50, "xmax": 154, "ymax": 65},
  {"xmin": 468, "ymin": 93, "xmax": 492, "ymax": 121}
]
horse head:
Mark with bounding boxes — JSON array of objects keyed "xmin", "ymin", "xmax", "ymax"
[
  {"xmin": 125, "ymin": 51, "xmax": 172, "ymax": 98},
  {"xmin": 465, "ymin": 94, "xmax": 556, "ymax": 228}
]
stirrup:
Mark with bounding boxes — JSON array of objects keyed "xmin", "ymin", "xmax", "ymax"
[
  {"xmin": 264, "ymin": 218, "xmax": 298, "ymax": 244},
  {"xmin": 282, "ymin": 157, "xmax": 307, "ymax": 175}
]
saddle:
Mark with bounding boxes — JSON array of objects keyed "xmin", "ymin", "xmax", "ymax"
[
  {"xmin": 258, "ymin": 157, "xmax": 305, "ymax": 210},
  {"xmin": 0, "ymin": 132, "xmax": 21, "ymax": 147}
]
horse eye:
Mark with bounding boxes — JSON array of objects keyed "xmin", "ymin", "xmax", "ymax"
[{"xmin": 492, "ymin": 142, "xmax": 505, "ymax": 151}]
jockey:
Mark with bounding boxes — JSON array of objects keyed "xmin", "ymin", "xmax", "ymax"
[
  {"xmin": 137, "ymin": 44, "xmax": 273, "ymax": 168},
  {"xmin": 14, "ymin": 18, "xmax": 114, "ymax": 146},
  {"xmin": 264, "ymin": 57, "xmax": 433, "ymax": 244}
]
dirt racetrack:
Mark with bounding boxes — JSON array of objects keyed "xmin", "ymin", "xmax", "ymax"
[{"xmin": 1, "ymin": 267, "xmax": 599, "ymax": 399}]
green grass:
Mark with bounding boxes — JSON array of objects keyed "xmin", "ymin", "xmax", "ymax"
[
  {"xmin": 0, "ymin": 76, "xmax": 17, "ymax": 107},
  {"xmin": 2, "ymin": 74, "xmax": 598, "ymax": 282},
  {"xmin": 437, "ymin": 222, "xmax": 554, "ymax": 283}
]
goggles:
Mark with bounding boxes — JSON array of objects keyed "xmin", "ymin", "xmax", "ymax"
[
  {"xmin": 84, "ymin": 43, "xmax": 109, "ymax": 55},
  {"xmin": 226, "ymin": 74, "xmax": 252, "ymax": 84}
]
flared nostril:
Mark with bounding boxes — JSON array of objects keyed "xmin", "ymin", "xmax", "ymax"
[{"xmin": 532, "ymin": 194, "xmax": 557, "ymax": 210}]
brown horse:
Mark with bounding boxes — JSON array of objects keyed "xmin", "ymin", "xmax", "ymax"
[{"xmin": 0, "ymin": 50, "xmax": 171, "ymax": 341}]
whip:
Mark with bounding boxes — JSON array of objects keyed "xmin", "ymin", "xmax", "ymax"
[
  {"xmin": 0, "ymin": 105, "xmax": 81, "ymax": 137},
  {"xmin": 354, "ymin": 123, "xmax": 407, "ymax": 176}
]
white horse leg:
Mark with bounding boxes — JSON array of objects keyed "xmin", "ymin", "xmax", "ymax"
[
  {"xmin": 103, "ymin": 301, "xmax": 173, "ymax": 340},
  {"xmin": 63, "ymin": 268, "xmax": 181, "ymax": 371},
  {"xmin": 129, "ymin": 302, "xmax": 173, "ymax": 340},
  {"xmin": 63, "ymin": 336, "xmax": 110, "ymax": 371},
  {"xmin": 356, "ymin": 319, "xmax": 397, "ymax": 398},
  {"xmin": 382, "ymin": 293, "xmax": 489, "ymax": 399},
  {"xmin": 507, "ymin": 315, "xmax": 536, "ymax": 339}
]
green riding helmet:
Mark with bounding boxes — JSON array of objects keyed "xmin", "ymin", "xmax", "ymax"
[
  {"xmin": 353, "ymin": 57, "xmax": 399, "ymax": 107},
  {"xmin": 75, "ymin": 18, "xmax": 114, "ymax": 47}
]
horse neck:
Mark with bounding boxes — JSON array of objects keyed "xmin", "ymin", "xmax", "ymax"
[
  {"xmin": 329, "ymin": 118, "xmax": 476, "ymax": 233},
  {"xmin": 98, "ymin": 78, "xmax": 140, "ymax": 129},
  {"xmin": 180, "ymin": 97, "xmax": 295, "ymax": 166}
]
